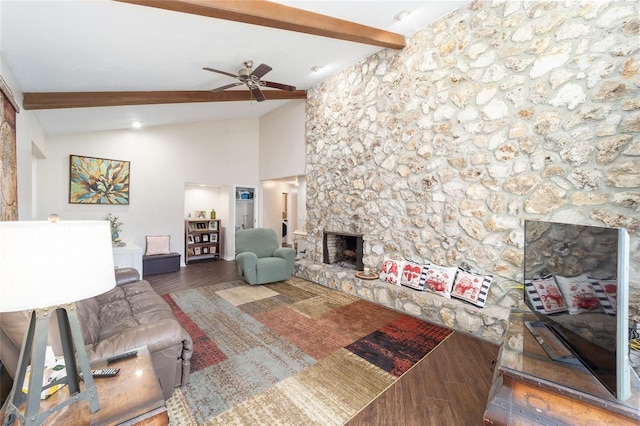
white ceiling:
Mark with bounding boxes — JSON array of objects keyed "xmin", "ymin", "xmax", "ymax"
[{"xmin": 1, "ymin": 0, "xmax": 466, "ymax": 135}]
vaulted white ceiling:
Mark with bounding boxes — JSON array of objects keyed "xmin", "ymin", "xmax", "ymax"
[{"xmin": 1, "ymin": 0, "xmax": 466, "ymax": 135}]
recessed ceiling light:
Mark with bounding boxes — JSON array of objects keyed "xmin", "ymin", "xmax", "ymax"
[
  {"xmin": 131, "ymin": 121, "xmax": 142, "ymax": 129},
  {"xmin": 394, "ymin": 10, "xmax": 411, "ymax": 22}
]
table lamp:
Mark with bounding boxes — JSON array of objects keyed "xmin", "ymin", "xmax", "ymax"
[{"xmin": 0, "ymin": 219, "xmax": 116, "ymax": 426}]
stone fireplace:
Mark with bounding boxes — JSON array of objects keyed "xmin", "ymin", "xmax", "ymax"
[
  {"xmin": 294, "ymin": 1, "xmax": 640, "ymax": 343},
  {"xmin": 323, "ymin": 231, "xmax": 363, "ymax": 271}
]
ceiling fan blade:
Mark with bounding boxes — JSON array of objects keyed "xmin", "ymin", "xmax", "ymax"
[
  {"xmin": 263, "ymin": 81, "xmax": 296, "ymax": 91},
  {"xmin": 211, "ymin": 82, "xmax": 244, "ymax": 92},
  {"xmin": 251, "ymin": 63, "xmax": 272, "ymax": 79},
  {"xmin": 203, "ymin": 67, "xmax": 238, "ymax": 79},
  {"xmin": 250, "ymin": 85, "xmax": 266, "ymax": 102}
]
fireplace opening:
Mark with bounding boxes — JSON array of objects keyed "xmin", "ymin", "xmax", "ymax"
[{"xmin": 323, "ymin": 231, "xmax": 364, "ymax": 271}]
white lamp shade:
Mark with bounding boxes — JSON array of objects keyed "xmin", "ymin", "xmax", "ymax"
[{"xmin": 0, "ymin": 220, "xmax": 116, "ymax": 312}]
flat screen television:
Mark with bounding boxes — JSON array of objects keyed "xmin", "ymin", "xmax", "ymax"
[{"xmin": 523, "ymin": 219, "xmax": 631, "ymax": 402}]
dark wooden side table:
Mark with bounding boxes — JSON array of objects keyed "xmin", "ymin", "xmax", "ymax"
[
  {"xmin": 1, "ymin": 345, "xmax": 167, "ymax": 426},
  {"xmin": 484, "ymin": 310, "xmax": 639, "ymax": 425}
]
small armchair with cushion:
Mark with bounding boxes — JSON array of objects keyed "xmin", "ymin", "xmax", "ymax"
[{"xmin": 235, "ymin": 228, "xmax": 296, "ymax": 285}]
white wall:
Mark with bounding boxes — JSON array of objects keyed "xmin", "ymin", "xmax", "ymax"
[
  {"xmin": 259, "ymin": 100, "xmax": 306, "ymax": 180},
  {"xmin": 38, "ymin": 119, "xmax": 260, "ymax": 263},
  {"xmin": 6, "ymin": 49, "xmax": 308, "ymax": 267}
]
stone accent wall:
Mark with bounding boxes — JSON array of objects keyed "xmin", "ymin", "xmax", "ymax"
[{"xmin": 302, "ymin": 0, "xmax": 639, "ymax": 328}]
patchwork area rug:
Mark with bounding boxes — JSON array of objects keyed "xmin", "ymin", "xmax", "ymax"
[{"xmin": 163, "ymin": 277, "xmax": 453, "ymax": 425}]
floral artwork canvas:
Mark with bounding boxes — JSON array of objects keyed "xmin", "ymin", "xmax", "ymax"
[{"xmin": 69, "ymin": 155, "xmax": 130, "ymax": 204}]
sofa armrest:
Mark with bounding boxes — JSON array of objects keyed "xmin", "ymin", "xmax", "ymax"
[
  {"xmin": 236, "ymin": 252, "xmax": 259, "ymax": 284},
  {"xmin": 114, "ymin": 268, "xmax": 140, "ymax": 285},
  {"xmin": 87, "ymin": 318, "xmax": 191, "ymax": 361}
]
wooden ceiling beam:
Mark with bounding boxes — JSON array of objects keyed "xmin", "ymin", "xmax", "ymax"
[
  {"xmin": 115, "ymin": 0, "xmax": 406, "ymax": 50},
  {"xmin": 22, "ymin": 90, "xmax": 307, "ymax": 110}
]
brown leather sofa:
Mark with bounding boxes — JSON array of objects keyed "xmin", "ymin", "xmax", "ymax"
[{"xmin": 0, "ymin": 268, "xmax": 192, "ymax": 399}]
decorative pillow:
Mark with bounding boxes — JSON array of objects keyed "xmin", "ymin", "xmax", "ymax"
[
  {"xmin": 589, "ymin": 278, "xmax": 616, "ymax": 315},
  {"xmin": 145, "ymin": 235, "xmax": 171, "ymax": 256},
  {"xmin": 421, "ymin": 263, "xmax": 457, "ymax": 298},
  {"xmin": 401, "ymin": 262, "xmax": 429, "ymax": 290},
  {"xmin": 524, "ymin": 275, "xmax": 567, "ymax": 314},
  {"xmin": 555, "ymin": 274, "xmax": 601, "ymax": 315},
  {"xmin": 451, "ymin": 267, "xmax": 493, "ymax": 308},
  {"xmin": 379, "ymin": 258, "xmax": 406, "ymax": 286}
]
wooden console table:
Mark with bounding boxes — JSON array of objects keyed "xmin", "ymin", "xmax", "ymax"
[
  {"xmin": 1, "ymin": 346, "xmax": 167, "ymax": 425},
  {"xmin": 484, "ymin": 310, "xmax": 639, "ymax": 425}
]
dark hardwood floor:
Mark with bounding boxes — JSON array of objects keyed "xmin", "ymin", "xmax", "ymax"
[
  {"xmin": 146, "ymin": 260, "xmax": 500, "ymax": 425},
  {"xmin": 144, "ymin": 258, "xmax": 242, "ymax": 295}
]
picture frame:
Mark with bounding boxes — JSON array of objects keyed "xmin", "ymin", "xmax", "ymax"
[
  {"xmin": 208, "ymin": 221, "xmax": 218, "ymax": 231},
  {"xmin": 202, "ymin": 234, "xmax": 209, "ymax": 243},
  {"xmin": 194, "ymin": 247, "xmax": 201, "ymax": 255},
  {"xmin": 69, "ymin": 154, "xmax": 130, "ymax": 204},
  {"xmin": 195, "ymin": 210, "xmax": 206, "ymax": 219},
  {"xmin": 188, "ymin": 222, "xmax": 194, "ymax": 232},
  {"xmin": 210, "ymin": 246, "xmax": 216, "ymax": 254},
  {"xmin": 210, "ymin": 233, "xmax": 218, "ymax": 242},
  {"xmin": 194, "ymin": 235, "xmax": 201, "ymax": 243},
  {"xmin": 203, "ymin": 247, "xmax": 209, "ymax": 254},
  {"xmin": 187, "ymin": 234, "xmax": 194, "ymax": 244}
]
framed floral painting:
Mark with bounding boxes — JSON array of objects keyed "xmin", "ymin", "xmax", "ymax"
[{"xmin": 69, "ymin": 155, "xmax": 130, "ymax": 204}]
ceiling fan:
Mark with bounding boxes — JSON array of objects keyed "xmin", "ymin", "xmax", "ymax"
[{"xmin": 203, "ymin": 60, "xmax": 296, "ymax": 102}]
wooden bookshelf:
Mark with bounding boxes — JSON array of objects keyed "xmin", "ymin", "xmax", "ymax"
[{"xmin": 185, "ymin": 219, "xmax": 220, "ymax": 264}]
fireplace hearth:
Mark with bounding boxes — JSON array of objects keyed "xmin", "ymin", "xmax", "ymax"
[{"xmin": 323, "ymin": 231, "xmax": 363, "ymax": 271}]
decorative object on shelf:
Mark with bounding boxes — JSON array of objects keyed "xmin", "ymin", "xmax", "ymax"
[
  {"xmin": 107, "ymin": 213, "xmax": 123, "ymax": 245},
  {"xmin": 355, "ymin": 271, "xmax": 379, "ymax": 280},
  {"xmin": 69, "ymin": 155, "xmax": 130, "ymax": 205},
  {"xmin": 209, "ymin": 221, "xmax": 218, "ymax": 231},
  {"xmin": 210, "ymin": 209, "xmax": 216, "ymax": 219},
  {"xmin": 194, "ymin": 210, "xmax": 206, "ymax": 219},
  {"xmin": 0, "ymin": 219, "xmax": 116, "ymax": 425}
]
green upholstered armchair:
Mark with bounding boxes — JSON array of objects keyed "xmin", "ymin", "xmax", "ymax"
[{"xmin": 235, "ymin": 228, "xmax": 296, "ymax": 285}]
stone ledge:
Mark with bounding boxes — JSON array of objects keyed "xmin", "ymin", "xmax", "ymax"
[{"xmin": 294, "ymin": 259, "xmax": 510, "ymax": 344}]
